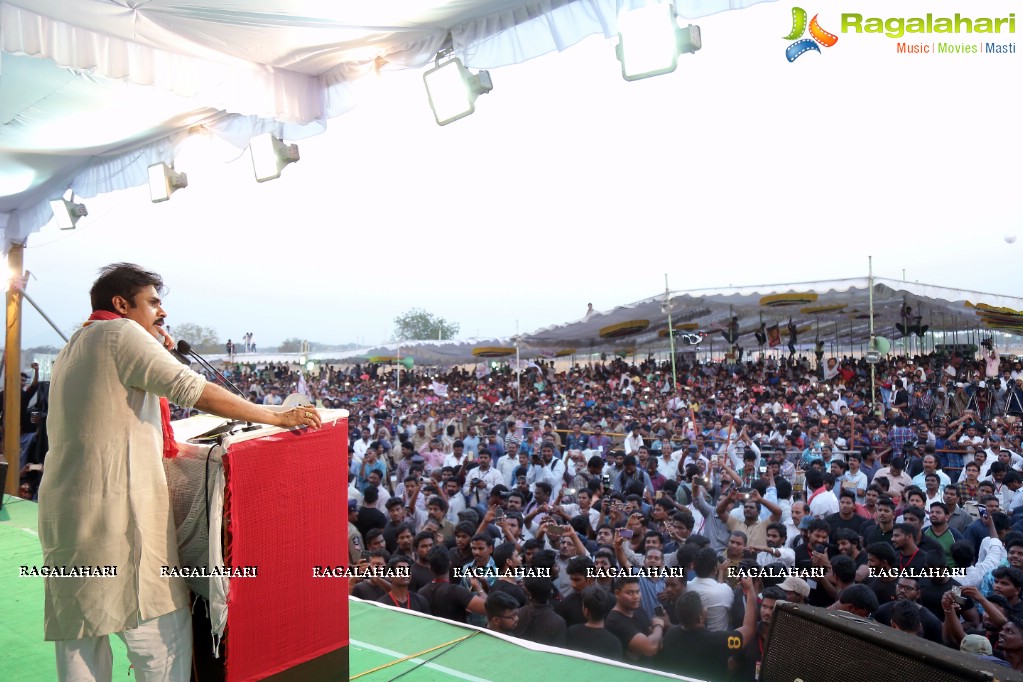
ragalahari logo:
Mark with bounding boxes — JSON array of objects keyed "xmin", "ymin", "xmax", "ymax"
[{"xmin": 784, "ymin": 7, "xmax": 838, "ymax": 61}]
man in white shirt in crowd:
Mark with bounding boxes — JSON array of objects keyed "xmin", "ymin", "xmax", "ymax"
[
  {"xmin": 806, "ymin": 470, "xmax": 839, "ymax": 518},
  {"xmin": 463, "ymin": 450, "xmax": 504, "ymax": 509}
]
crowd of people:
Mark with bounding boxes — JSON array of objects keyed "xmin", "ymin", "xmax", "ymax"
[
  {"xmin": 248, "ymin": 343, "xmax": 1023, "ymax": 678},
  {"xmin": 19, "ymin": 325, "xmax": 1023, "ymax": 677}
]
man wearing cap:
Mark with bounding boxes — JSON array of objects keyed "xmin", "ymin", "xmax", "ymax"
[
  {"xmin": 960, "ymin": 633, "xmax": 1008, "ymax": 667},
  {"xmin": 778, "ymin": 576, "xmax": 810, "ymax": 604}
]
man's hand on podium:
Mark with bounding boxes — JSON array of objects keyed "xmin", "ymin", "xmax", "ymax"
[{"xmin": 278, "ymin": 406, "xmax": 322, "ymax": 430}]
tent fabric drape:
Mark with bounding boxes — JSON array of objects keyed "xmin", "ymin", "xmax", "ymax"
[{"xmin": 1, "ymin": 0, "xmax": 778, "ymax": 244}]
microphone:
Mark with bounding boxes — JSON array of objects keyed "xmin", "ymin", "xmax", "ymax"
[
  {"xmin": 169, "ymin": 347, "xmax": 192, "ymax": 367},
  {"xmin": 177, "ymin": 339, "xmax": 248, "ymax": 399}
]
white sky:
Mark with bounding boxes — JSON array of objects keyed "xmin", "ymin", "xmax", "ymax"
[{"xmin": 17, "ymin": 0, "xmax": 1022, "ymax": 349}]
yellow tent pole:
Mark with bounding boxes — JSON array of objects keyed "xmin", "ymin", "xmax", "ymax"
[{"xmin": 4, "ymin": 244, "xmax": 24, "ymax": 495}]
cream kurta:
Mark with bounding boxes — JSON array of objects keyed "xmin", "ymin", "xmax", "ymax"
[{"xmin": 38, "ymin": 319, "xmax": 207, "ymax": 640}]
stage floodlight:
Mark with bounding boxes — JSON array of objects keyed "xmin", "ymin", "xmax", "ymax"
[
  {"xmin": 147, "ymin": 162, "xmax": 188, "ymax": 203},
  {"xmin": 49, "ymin": 198, "xmax": 88, "ymax": 230},
  {"xmin": 424, "ymin": 57, "xmax": 493, "ymax": 126},
  {"xmin": 616, "ymin": 3, "xmax": 702, "ymax": 81},
  {"xmin": 249, "ymin": 134, "xmax": 300, "ymax": 182}
]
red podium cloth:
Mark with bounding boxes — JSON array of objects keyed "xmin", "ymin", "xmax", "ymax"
[{"xmin": 222, "ymin": 419, "xmax": 348, "ymax": 681}]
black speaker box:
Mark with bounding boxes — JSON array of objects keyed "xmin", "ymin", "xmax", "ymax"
[{"xmin": 762, "ymin": 602, "xmax": 1023, "ymax": 682}]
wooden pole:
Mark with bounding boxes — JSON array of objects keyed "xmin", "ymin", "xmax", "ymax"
[{"xmin": 4, "ymin": 244, "xmax": 24, "ymax": 495}]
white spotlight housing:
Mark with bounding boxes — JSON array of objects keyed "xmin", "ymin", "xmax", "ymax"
[
  {"xmin": 616, "ymin": 3, "xmax": 702, "ymax": 81},
  {"xmin": 49, "ymin": 198, "xmax": 88, "ymax": 230},
  {"xmin": 424, "ymin": 57, "xmax": 493, "ymax": 126},
  {"xmin": 147, "ymin": 162, "xmax": 188, "ymax": 203},
  {"xmin": 249, "ymin": 134, "xmax": 300, "ymax": 182}
]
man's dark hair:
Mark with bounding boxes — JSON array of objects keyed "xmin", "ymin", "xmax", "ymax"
[
  {"xmin": 386, "ymin": 554, "xmax": 412, "ymax": 570},
  {"xmin": 581, "ymin": 585, "xmax": 616, "ymax": 622},
  {"xmin": 413, "ymin": 530, "xmax": 435, "ymax": 550},
  {"xmin": 677, "ymin": 591, "xmax": 706, "ymax": 629},
  {"xmin": 365, "ymin": 528, "xmax": 385, "ymax": 548},
  {"xmin": 829, "ymin": 554, "xmax": 856, "ymax": 584},
  {"xmin": 766, "ymin": 522, "xmax": 787, "ymax": 542},
  {"xmin": 493, "ymin": 542, "xmax": 517, "ymax": 571},
  {"xmin": 685, "ymin": 534, "xmax": 711, "ymax": 549},
  {"xmin": 366, "ymin": 547, "xmax": 390, "ymax": 562},
  {"xmin": 454, "ymin": 521, "xmax": 476, "ymax": 537},
  {"xmin": 866, "ymin": 542, "xmax": 898, "ymax": 566},
  {"xmin": 426, "ymin": 545, "xmax": 452, "ymax": 576},
  {"xmin": 523, "ymin": 576, "xmax": 556, "ymax": 603},
  {"xmin": 839, "ymin": 584, "xmax": 879, "ymax": 614},
  {"xmin": 950, "ymin": 540, "xmax": 976, "ymax": 568},
  {"xmin": 806, "ymin": 518, "xmax": 830, "ymax": 536},
  {"xmin": 471, "ymin": 533, "xmax": 495, "ymax": 548},
  {"xmin": 363, "ymin": 485, "xmax": 380, "ymax": 505},
  {"xmin": 900, "ymin": 508, "xmax": 925, "ymax": 524},
  {"xmin": 993, "ymin": 566, "xmax": 1023, "ymax": 591},
  {"xmin": 567, "ymin": 556, "xmax": 595, "ymax": 577},
  {"xmin": 485, "ymin": 591, "xmax": 521, "ymax": 618},
  {"xmin": 693, "ymin": 547, "xmax": 719, "ymax": 578},
  {"xmin": 385, "ymin": 497, "xmax": 405, "ymax": 511},
  {"xmin": 876, "ymin": 497, "xmax": 896, "ymax": 512},
  {"xmin": 427, "ymin": 496, "xmax": 449, "ymax": 512},
  {"xmin": 775, "ymin": 477, "xmax": 792, "ymax": 500},
  {"xmin": 761, "ymin": 585, "xmax": 787, "ymax": 602},
  {"xmin": 890, "ymin": 599, "xmax": 921, "ymax": 632},
  {"xmin": 612, "ymin": 575, "xmax": 640, "ymax": 592},
  {"xmin": 834, "ymin": 528, "xmax": 861, "ymax": 549},
  {"xmin": 531, "ymin": 549, "xmax": 558, "ymax": 571},
  {"xmin": 90, "ymin": 263, "xmax": 164, "ymax": 313}
]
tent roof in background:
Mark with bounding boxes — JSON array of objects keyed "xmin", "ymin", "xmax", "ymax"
[
  {"xmin": 521, "ymin": 276, "xmax": 1023, "ymax": 351},
  {"xmin": 205, "ymin": 277, "xmax": 1023, "ymax": 367}
]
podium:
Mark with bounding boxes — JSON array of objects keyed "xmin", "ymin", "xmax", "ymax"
[{"xmin": 166, "ymin": 410, "xmax": 349, "ymax": 682}]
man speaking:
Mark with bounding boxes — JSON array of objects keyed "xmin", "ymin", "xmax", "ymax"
[{"xmin": 38, "ymin": 263, "xmax": 321, "ymax": 681}]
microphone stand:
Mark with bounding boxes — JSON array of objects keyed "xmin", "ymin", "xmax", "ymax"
[{"xmin": 177, "ymin": 341, "xmax": 261, "ymax": 434}]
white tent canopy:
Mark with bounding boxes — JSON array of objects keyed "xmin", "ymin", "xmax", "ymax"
[
  {"xmin": 521, "ymin": 277, "xmax": 1023, "ymax": 353},
  {"xmin": 0, "ymin": 0, "xmax": 775, "ymax": 245}
]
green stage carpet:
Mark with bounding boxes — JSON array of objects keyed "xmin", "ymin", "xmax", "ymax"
[
  {"xmin": 0, "ymin": 496, "xmax": 132, "ymax": 681},
  {"xmin": 349, "ymin": 598, "xmax": 701, "ymax": 682}
]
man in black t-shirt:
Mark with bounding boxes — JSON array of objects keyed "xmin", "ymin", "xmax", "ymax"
[
  {"xmin": 656, "ymin": 577, "xmax": 758, "ymax": 680},
  {"xmin": 484, "ymin": 591, "xmax": 521, "ymax": 634},
  {"xmin": 872, "ymin": 577, "xmax": 943, "ymax": 643},
  {"xmin": 355, "ymin": 486, "xmax": 388, "ymax": 538},
  {"xmin": 566, "ymin": 586, "xmax": 624, "ymax": 660},
  {"xmin": 605, "ymin": 576, "xmax": 667, "ymax": 662},
  {"xmin": 510, "ymin": 577, "xmax": 567, "ymax": 647},
  {"xmin": 892, "ymin": 523, "xmax": 929, "ymax": 573},
  {"xmin": 555, "ymin": 556, "xmax": 595, "ymax": 627},
  {"xmin": 826, "ymin": 490, "xmax": 866, "ymax": 536},
  {"xmin": 409, "ymin": 531, "xmax": 437, "ymax": 592},
  {"xmin": 351, "ymin": 550, "xmax": 391, "ymax": 601},
  {"xmin": 377, "ymin": 556, "xmax": 431, "ymax": 614},
  {"xmin": 864, "ymin": 542, "xmax": 900, "ymax": 605},
  {"xmin": 418, "ymin": 546, "xmax": 486, "ymax": 623}
]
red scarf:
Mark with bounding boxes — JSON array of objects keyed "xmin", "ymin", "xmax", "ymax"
[{"xmin": 85, "ymin": 311, "xmax": 179, "ymax": 459}]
